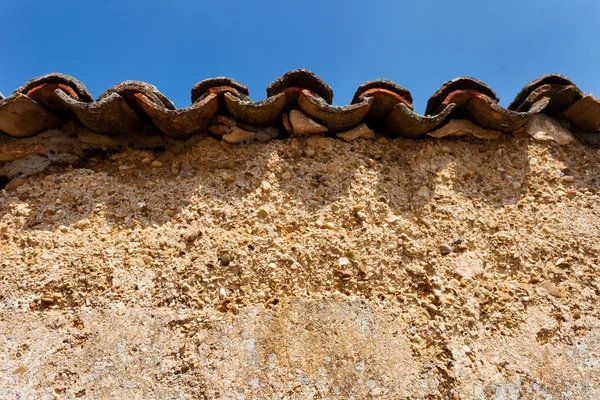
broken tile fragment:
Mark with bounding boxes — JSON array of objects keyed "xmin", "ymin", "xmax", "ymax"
[
  {"xmin": 524, "ymin": 114, "xmax": 575, "ymax": 145},
  {"xmin": 209, "ymin": 124, "xmax": 233, "ymax": 137},
  {"xmin": 559, "ymin": 95, "xmax": 600, "ymax": 132},
  {"xmin": 288, "ymin": 109, "xmax": 327, "ymax": 136},
  {"xmin": 222, "ymin": 126, "xmax": 255, "ymax": 144},
  {"xmin": 336, "ymin": 123, "xmax": 375, "ymax": 142},
  {"xmin": 282, "ymin": 113, "xmax": 293, "ymax": 135},
  {"xmin": 0, "ymin": 93, "xmax": 60, "ymax": 137},
  {"xmin": 427, "ymin": 119, "xmax": 502, "ymax": 139},
  {"xmin": 208, "ymin": 115, "xmax": 236, "ymax": 137}
]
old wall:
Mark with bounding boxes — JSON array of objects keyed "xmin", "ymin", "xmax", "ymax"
[{"xmin": 1, "ymin": 130, "xmax": 600, "ymax": 399}]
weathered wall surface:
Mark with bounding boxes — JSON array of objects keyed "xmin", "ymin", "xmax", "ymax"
[
  {"xmin": 2, "ymin": 302, "xmax": 600, "ymax": 399},
  {"xmin": 1, "ymin": 131, "xmax": 600, "ymax": 398}
]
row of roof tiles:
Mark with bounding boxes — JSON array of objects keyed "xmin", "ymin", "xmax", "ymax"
[{"xmin": 0, "ymin": 69, "xmax": 599, "ymax": 140}]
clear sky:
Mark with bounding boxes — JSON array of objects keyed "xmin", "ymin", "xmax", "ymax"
[{"xmin": 1, "ymin": 0, "xmax": 599, "ymax": 113}]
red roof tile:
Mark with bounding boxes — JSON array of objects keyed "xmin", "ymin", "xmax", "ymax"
[{"xmin": 0, "ymin": 70, "xmax": 599, "ymax": 140}]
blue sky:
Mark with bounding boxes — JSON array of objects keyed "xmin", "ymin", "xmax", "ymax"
[{"xmin": 1, "ymin": 0, "xmax": 599, "ymax": 113}]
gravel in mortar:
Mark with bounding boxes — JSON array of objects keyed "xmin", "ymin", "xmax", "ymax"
[{"xmin": 1, "ymin": 132, "xmax": 600, "ymax": 398}]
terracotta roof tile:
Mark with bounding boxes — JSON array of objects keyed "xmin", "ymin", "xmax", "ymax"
[
  {"xmin": 99, "ymin": 81, "xmax": 176, "ymax": 110},
  {"xmin": 559, "ymin": 95, "xmax": 600, "ymax": 132},
  {"xmin": 55, "ymin": 90, "xmax": 143, "ymax": 134},
  {"xmin": 465, "ymin": 93, "xmax": 549, "ymax": 132},
  {"xmin": 25, "ymin": 83, "xmax": 81, "ymax": 116},
  {"xmin": 352, "ymin": 79, "xmax": 413, "ymax": 104},
  {"xmin": 267, "ymin": 69, "xmax": 334, "ymax": 104},
  {"xmin": 508, "ymin": 74, "xmax": 575, "ymax": 110},
  {"xmin": 134, "ymin": 92, "xmax": 218, "ymax": 138},
  {"xmin": 192, "ymin": 76, "xmax": 249, "ymax": 104},
  {"xmin": 355, "ymin": 88, "xmax": 413, "ymax": 124},
  {"xmin": 297, "ymin": 90, "xmax": 373, "ymax": 132},
  {"xmin": 0, "ymin": 93, "xmax": 61, "ymax": 137},
  {"xmin": 386, "ymin": 103, "xmax": 456, "ymax": 138},
  {"xmin": 0, "ymin": 70, "xmax": 599, "ymax": 142},
  {"xmin": 432, "ymin": 89, "xmax": 481, "ymax": 115},
  {"xmin": 15, "ymin": 73, "xmax": 93, "ymax": 102},
  {"xmin": 513, "ymin": 84, "xmax": 583, "ymax": 114},
  {"xmin": 275, "ymin": 87, "xmax": 306, "ymax": 110},
  {"xmin": 224, "ymin": 92, "xmax": 287, "ymax": 127},
  {"xmin": 191, "ymin": 77, "xmax": 249, "ymax": 104},
  {"xmin": 425, "ymin": 77, "xmax": 498, "ymax": 116}
]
